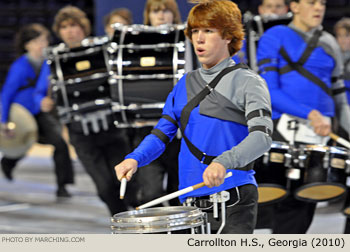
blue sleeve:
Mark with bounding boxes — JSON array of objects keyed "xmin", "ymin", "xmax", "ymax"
[
  {"xmin": 257, "ymin": 29, "xmax": 313, "ymax": 119},
  {"xmin": 34, "ymin": 62, "xmax": 50, "ymax": 112},
  {"xmin": 125, "ymin": 87, "xmax": 179, "ymax": 167},
  {"xmin": 1, "ymin": 61, "xmax": 26, "ymax": 123}
]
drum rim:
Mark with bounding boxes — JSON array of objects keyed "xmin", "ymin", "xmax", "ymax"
[
  {"xmin": 271, "ymin": 141, "xmax": 290, "ymax": 150},
  {"xmin": 300, "ymin": 144, "xmax": 349, "ymax": 155},
  {"xmin": 111, "ymin": 206, "xmax": 202, "ymax": 223}
]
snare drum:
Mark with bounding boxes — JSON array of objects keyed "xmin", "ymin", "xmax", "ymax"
[
  {"xmin": 254, "ymin": 141, "xmax": 292, "ymax": 204},
  {"xmin": 47, "ymin": 36, "xmax": 112, "ymax": 124},
  {"xmin": 110, "ymin": 206, "xmax": 207, "ymax": 234},
  {"xmin": 108, "ymin": 24, "xmax": 186, "ymax": 127},
  {"xmin": 294, "ymin": 145, "xmax": 350, "ymax": 202}
]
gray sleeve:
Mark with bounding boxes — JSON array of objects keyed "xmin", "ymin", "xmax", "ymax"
[{"xmin": 213, "ymin": 72, "xmax": 273, "ymax": 169}]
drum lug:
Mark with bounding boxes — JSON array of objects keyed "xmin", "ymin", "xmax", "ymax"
[
  {"xmin": 286, "ymin": 168, "xmax": 301, "ymax": 180},
  {"xmin": 263, "ymin": 152, "xmax": 269, "ymax": 165},
  {"xmin": 284, "ymin": 153, "xmax": 292, "ymax": 167},
  {"xmin": 345, "ymin": 159, "xmax": 350, "ymax": 174},
  {"xmin": 323, "ymin": 151, "xmax": 330, "ymax": 169},
  {"xmin": 298, "ymin": 154, "xmax": 307, "ymax": 168}
]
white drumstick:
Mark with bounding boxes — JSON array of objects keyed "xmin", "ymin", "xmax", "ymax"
[
  {"xmin": 120, "ymin": 177, "xmax": 127, "ymax": 199},
  {"xmin": 136, "ymin": 172, "xmax": 233, "ymax": 210},
  {"xmin": 329, "ymin": 132, "xmax": 350, "ymax": 149}
]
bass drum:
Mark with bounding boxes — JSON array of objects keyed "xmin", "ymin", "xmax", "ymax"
[
  {"xmin": 108, "ymin": 24, "xmax": 186, "ymax": 127},
  {"xmin": 47, "ymin": 36, "xmax": 112, "ymax": 124}
]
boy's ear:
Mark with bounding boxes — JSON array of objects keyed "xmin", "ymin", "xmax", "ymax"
[{"xmin": 290, "ymin": 1, "xmax": 299, "ymax": 15}]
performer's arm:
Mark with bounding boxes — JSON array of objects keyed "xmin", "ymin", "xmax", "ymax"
[
  {"xmin": 212, "ymin": 74, "xmax": 273, "ymax": 170},
  {"xmin": 1, "ymin": 63, "xmax": 25, "ymax": 123},
  {"xmin": 116, "ymin": 88, "xmax": 179, "ymax": 181}
]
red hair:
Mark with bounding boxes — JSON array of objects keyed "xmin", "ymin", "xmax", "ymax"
[{"xmin": 185, "ymin": 0, "xmax": 244, "ymax": 56}]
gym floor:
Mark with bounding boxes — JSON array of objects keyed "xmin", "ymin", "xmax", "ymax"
[{"xmin": 0, "ymin": 143, "xmax": 348, "ymax": 234}]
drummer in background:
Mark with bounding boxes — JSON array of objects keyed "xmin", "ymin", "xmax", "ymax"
[
  {"xmin": 334, "ymin": 17, "xmax": 350, "ymax": 104},
  {"xmin": 232, "ymin": 0, "xmax": 289, "ymax": 64},
  {"xmin": 0, "ymin": 23, "xmax": 74, "ymax": 197},
  {"xmin": 334, "ymin": 17, "xmax": 350, "ymax": 234},
  {"xmin": 34, "ymin": 6, "xmax": 137, "ymax": 215},
  {"xmin": 104, "ymin": 8, "xmax": 133, "ymax": 38},
  {"xmin": 116, "ymin": 0, "xmax": 273, "ymax": 233},
  {"xmin": 257, "ymin": 0, "xmax": 350, "ymax": 233},
  {"xmin": 258, "ymin": 0, "xmax": 289, "ymax": 18},
  {"xmin": 127, "ymin": 0, "xmax": 182, "ymax": 206}
]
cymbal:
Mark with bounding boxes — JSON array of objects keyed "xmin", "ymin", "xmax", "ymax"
[{"xmin": 0, "ymin": 103, "xmax": 38, "ymax": 158}]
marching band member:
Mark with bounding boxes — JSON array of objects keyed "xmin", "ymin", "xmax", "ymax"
[
  {"xmin": 0, "ymin": 23, "xmax": 74, "ymax": 197},
  {"xmin": 334, "ymin": 17, "xmax": 350, "ymax": 104},
  {"xmin": 115, "ymin": 0, "xmax": 273, "ymax": 233},
  {"xmin": 334, "ymin": 17, "xmax": 350, "ymax": 235},
  {"xmin": 232, "ymin": 0, "xmax": 289, "ymax": 65},
  {"xmin": 257, "ymin": 0, "xmax": 350, "ymax": 233},
  {"xmin": 258, "ymin": 0, "xmax": 289, "ymax": 18},
  {"xmin": 34, "ymin": 6, "xmax": 137, "ymax": 215},
  {"xmin": 104, "ymin": 8, "xmax": 133, "ymax": 38}
]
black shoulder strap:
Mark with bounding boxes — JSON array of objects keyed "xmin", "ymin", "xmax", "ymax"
[
  {"xmin": 17, "ymin": 62, "xmax": 44, "ymax": 92},
  {"xmin": 278, "ymin": 30, "xmax": 334, "ymax": 97},
  {"xmin": 179, "ymin": 63, "xmax": 253, "ymax": 169}
]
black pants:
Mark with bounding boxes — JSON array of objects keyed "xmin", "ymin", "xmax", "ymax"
[
  {"xmin": 130, "ymin": 127, "xmax": 180, "ymax": 206},
  {"xmin": 1, "ymin": 112, "xmax": 74, "ymax": 187},
  {"xmin": 68, "ymin": 123, "xmax": 138, "ymax": 215},
  {"xmin": 194, "ymin": 184, "xmax": 258, "ymax": 234}
]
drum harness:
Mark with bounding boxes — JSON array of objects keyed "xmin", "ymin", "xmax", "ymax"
[
  {"xmin": 152, "ymin": 63, "xmax": 272, "ymax": 233},
  {"xmin": 258, "ymin": 28, "xmax": 346, "ymax": 103}
]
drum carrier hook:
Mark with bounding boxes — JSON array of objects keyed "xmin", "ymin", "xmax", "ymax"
[{"xmin": 184, "ymin": 187, "xmax": 241, "ymax": 234}]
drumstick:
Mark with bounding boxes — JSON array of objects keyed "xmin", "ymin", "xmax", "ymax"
[
  {"xmin": 136, "ymin": 172, "xmax": 233, "ymax": 210},
  {"xmin": 120, "ymin": 177, "xmax": 127, "ymax": 199},
  {"xmin": 329, "ymin": 132, "xmax": 350, "ymax": 149}
]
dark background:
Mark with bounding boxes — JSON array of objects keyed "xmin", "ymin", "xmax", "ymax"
[{"xmin": 0, "ymin": 0, "xmax": 349, "ymax": 84}]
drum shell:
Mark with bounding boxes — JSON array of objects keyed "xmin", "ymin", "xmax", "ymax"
[
  {"xmin": 254, "ymin": 141, "xmax": 291, "ymax": 204},
  {"xmin": 110, "ymin": 206, "xmax": 206, "ymax": 234}
]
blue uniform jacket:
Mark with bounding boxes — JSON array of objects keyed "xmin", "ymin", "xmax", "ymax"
[
  {"xmin": 1, "ymin": 55, "xmax": 49, "ymax": 123},
  {"xmin": 126, "ymin": 73, "xmax": 257, "ymax": 203},
  {"xmin": 257, "ymin": 25, "xmax": 336, "ymax": 120}
]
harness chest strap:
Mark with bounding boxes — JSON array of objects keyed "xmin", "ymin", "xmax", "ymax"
[{"xmin": 152, "ymin": 63, "xmax": 272, "ymax": 170}]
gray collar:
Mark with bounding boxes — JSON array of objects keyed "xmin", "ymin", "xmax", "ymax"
[
  {"xmin": 288, "ymin": 22, "xmax": 323, "ymax": 38},
  {"xmin": 199, "ymin": 57, "xmax": 235, "ymax": 77}
]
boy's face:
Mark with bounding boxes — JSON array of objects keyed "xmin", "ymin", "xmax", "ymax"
[
  {"xmin": 291, "ymin": 0, "xmax": 326, "ymax": 32},
  {"xmin": 59, "ymin": 19, "xmax": 85, "ymax": 48},
  {"xmin": 25, "ymin": 34, "xmax": 49, "ymax": 59},
  {"xmin": 258, "ymin": 0, "xmax": 288, "ymax": 17},
  {"xmin": 191, "ymin": 27, "xmax": 231, "ymax": 69},
  {"xmin": 336, "ymin": 28, "xmax": 350, "ymax": 52},
  {"xmin": 149, "ymin": 7, "xmax": 174, "ymax": 26},
  {"xmin": 105, "ymin": 15, "xmax": 128, "ymax": 37}
]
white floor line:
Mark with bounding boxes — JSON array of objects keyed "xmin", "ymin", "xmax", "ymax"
[{"xmin": 0, "ymin": 203, "xmax": 31, "ymax": 213}]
